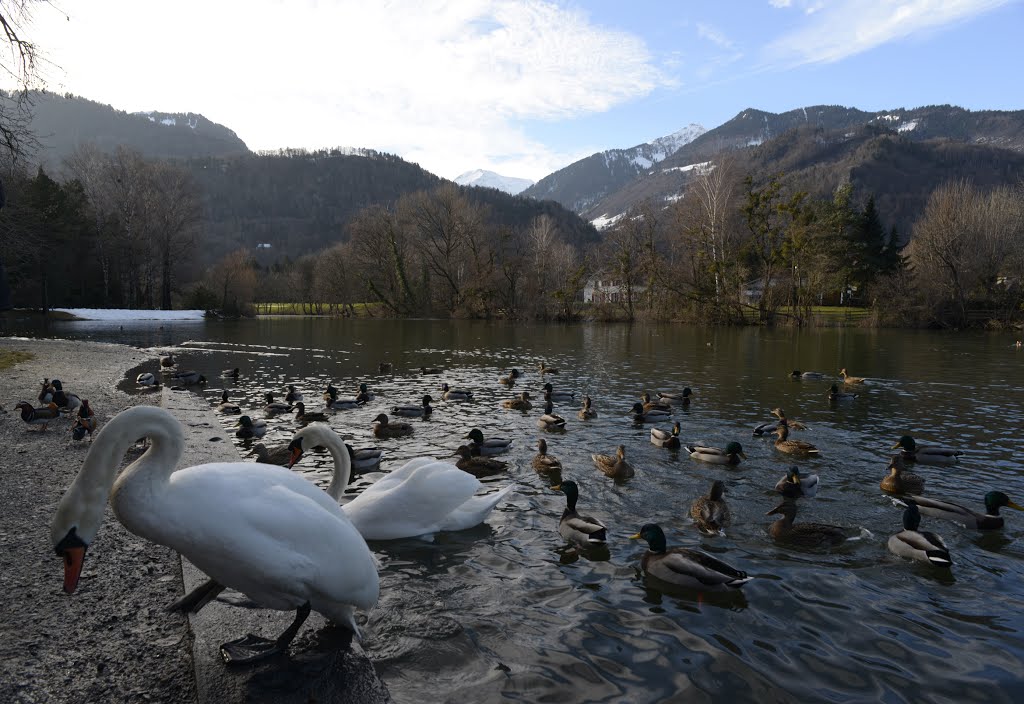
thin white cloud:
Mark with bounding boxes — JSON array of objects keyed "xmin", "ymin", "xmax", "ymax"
[
  {"xmin": 763, "ymin": 0, "xmax": 1013, "ymax": 66},
  {"xmin": 768, "ymin": 0, "xmax": 793, "ymax": 7},
  {"xmin": 21, "ymin": 0, "xmax": 670, "ymax": 180},
  {"xmin": 696, "ymin": 22, "xmax": 735, "ymax": 50}
]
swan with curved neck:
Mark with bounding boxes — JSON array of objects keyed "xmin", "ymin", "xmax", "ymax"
[
  {"xmin": 51, "ymin": 406, "xmax": 379, "ymax": 664},
  {"xmin": 287, "ymin": 423, "xmax": 515, "ymax": 540}
]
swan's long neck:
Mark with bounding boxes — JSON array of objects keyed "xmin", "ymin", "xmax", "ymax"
[
  {"xmin": 311, "ymin": 428, "xmax": 352, "ymax": 502},
  {"xmin": 51, "ymin": 406, "xmax": 185, "ymax": 547}
]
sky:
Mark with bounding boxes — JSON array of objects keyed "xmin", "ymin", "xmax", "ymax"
[{"xmin": 13, "ymin": 0, "xmax": 1024, "ymax": 182}]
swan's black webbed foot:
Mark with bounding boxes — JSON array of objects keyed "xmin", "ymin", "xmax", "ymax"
[
  {"xmin": 220, "ymin": 633, "xmax": 287, "ymax": 664},
  {"xmin": 219, "ymin": 602, "xmax": 311, "ymax": 665},
  {"xmin": 167, "ymin": 578, "xmax": 225, "ymax": 614}
]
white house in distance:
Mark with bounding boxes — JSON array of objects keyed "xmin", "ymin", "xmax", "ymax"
[{"xmin": 584, "ymin": 276, "xmax": 646, "ymax": 303}]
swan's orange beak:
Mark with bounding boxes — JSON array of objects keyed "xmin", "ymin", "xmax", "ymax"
[
  {"xmin": 62, "ymin": 546, "xmax": 86, "ymax": 594},
  {"xmin": 288, "ymin": 447, "xmax": 303, "ymax": 468}
]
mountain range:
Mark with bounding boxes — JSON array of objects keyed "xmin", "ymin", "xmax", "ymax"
[{"xmin": 16, "ymin": 91, "xmax": 1024, "ymax": 257}]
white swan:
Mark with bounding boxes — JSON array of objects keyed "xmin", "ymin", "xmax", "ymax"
[
  {"xmin": 51, "ymin": 406, "xmax": 379, "ymax": 664},
  {"xmin": 287, "ymin": 423, "xmax": 516, "ymax": 541}
]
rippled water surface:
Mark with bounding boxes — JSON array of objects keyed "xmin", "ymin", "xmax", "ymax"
[{"xmin": 18, "ymin": 317, "xmax": 1024, "ymax": 702}]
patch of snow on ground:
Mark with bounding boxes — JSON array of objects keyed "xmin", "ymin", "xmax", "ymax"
[
  {"xmin": 632, "ymin": 155, "xmax": 653, "ymax": 169},
  {"xmin": 160, "ymin": 117, "xmax": 177, "ymax": 126},
  {"xmin": 663, "ymin": 161, "xmax": 713, "ymax": 175},
  {"xmin": 877, "ymin": 114, "xmax": 900, "ymax": 122},
  {"xmin": 898, "ymin": 120, "xmax": 918, "ymax": 132},
  {"xmin": 591, "ymin": 213, "xmax": 624, "ymax": 230},
  {"xmin": 664, "ymin": 193, "xmax": 683, "ymax": 203},
  {"xmin": 55, "ymin": 308, "xmax": 205, "ymax": 321}
]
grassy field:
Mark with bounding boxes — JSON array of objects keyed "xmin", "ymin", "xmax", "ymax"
[{"xmin": 0, "ymin": 350, "xmax": 34, "ymax": 371}]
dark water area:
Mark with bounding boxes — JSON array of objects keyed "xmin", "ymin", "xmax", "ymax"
[{"xmin": 11, "ymin": 316, "xmax": 1024, "ymax": 702}]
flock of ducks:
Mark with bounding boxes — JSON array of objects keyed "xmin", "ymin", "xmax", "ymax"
[
  {"xmin": 12, "ymin": 378, "xmax": 96, "ymax": 442},
  {"xmin": 45, "ymin": 355, "xmax": 1024, "ymax": 667}
]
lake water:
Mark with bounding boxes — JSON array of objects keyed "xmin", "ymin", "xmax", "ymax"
[{"xmin": 12, "ymin": 316, "xmax": 1024, "ymax": 702}]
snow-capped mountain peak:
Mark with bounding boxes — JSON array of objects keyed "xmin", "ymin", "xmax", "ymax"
[{"xmin": 454, "ymin": 169, "xmax": 535, "ymax": 195}]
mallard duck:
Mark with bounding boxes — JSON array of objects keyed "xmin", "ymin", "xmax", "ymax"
[
  {"xmin": 38, "ymin": 378, "xmax": 54, "ymax": 403},
  {"xmin": 502, "ymin": 391, "xmax": 533, "ymax": 411},
  {"xmin": 327, "ymin": 394, "xmax": 363, "ymax": 410},
  {"xmin": 70, "ymin": 400, "xmax": 98, "ymax": 442},
  {"xmin": 440, "ymin": 383, "xmax": 473, "ymax": 401},
  {"xmin": 766, "ymin": 501, "xmax": 851, "ymax": 547},
  {"xmin": 453, "ymin": 445, "xmax": 508, "ymax": 477},
  {"xmin": 828, "ymin": 383, "xmax": 858, "ymax": 401},
  {"xmin": 658, "ymin": 388, "xmax": 692, "ymax": 407},
  {"xmin": 790, "ymin": 370, "xmax": 824, "ymax": 380},
  {"xmin": 906, "ymin": 491, "xmax": 1023, "ymax": 530},
  {"xmin": 222, "ymin": 367, "xmax": 240, "ymax": 380},
  {"xmin": 773, "ymin": 423, "xmax": 820, "ymax": 456},
  {"xmin": 14, "ymin": 400, "xmax": 60, "ymax": 431},
  {"xmin": 420, "ymin": 366, "xmax": 442, "ymax": 375},
  {"xmin": 378, "ymin": 362, "xmax": 392, "ymax": 374},
  {"xmin": 263, "ymin": 392, "xmax": 293, "ymax": 416},
  {"xmin": 891, "ymin": 436, "xmax": 962, "ymax": 464},
  {"xmin": 684, "ymin": 441, "xmax": 745, "ymax": 465},
  {"xmin": 839, "ymin": 368, "xmax": 865, "ymax": 384},
  {"xmin": 541, "ymin": 382, "xmax": 574, "ymax": 403},
  {"xmin": 136, "ymin": 372, "xmax": 158, "ymax": 386},
  {"xmin": 171, "ymin": 370, "xmax": 207, "ymax": 386},
  {"xmin": 347, "ymin": 444, "xmax": 384, "ymax": 472},
  {"xmin": 372, "ymin": 413, "xmax": 414, "ymax": 438},
  {"xmin": 216, "ymin": 390, "xmax": 241, "ymax": 414},
  {"xmin": 499, "ymin": 368, "xmax": 521, "ymax": 386},
  {"xmin": 650, "ymin": 421, "xmax": 681, "ymax": 448},
  {"xmin": 49, "ymin": 381, "xmax": 82, "ymax": 413},
  {"xmin": 235, "ymin": 415, "xmax": 267, "ymax": 439},
  {"xmin": 355, "ymin": 383, "xmax": 375, "ymax": 403},
  {"xmin": 538, "ymin": 401, "xmax": 567, "ymax": 430},
  {"xmin": 880, "ymin": 454, "xmax": 924, "ymax": 494},
  {"xmin": 252, "ymin": 442, "xmax": 292, "ymax": 466},
  {"xmin": 159, "ymin": 353, "xmax": 176, "ymax": 368},
  {"xmin": 284, "ymin": 385, "xmax": 303, "ymax": 403},
  {"xmin": 577, "ymin": 396, "xmax": 597, "ymax": 420},
  {"xmin": 641, "ymin": 392, "xmax": 672, "ymax": 412},
  {"xmin": 539, "ymin": 361, "xmax": 559, "ymax": 374},
  {"xmin": 630, "ymin": 402, "xmax": 671, "ymax": 423},
  {"xmin": 552, "ymin": 480, "xmax": 606, "ymax": 545},
  {"xmin": 630, "ymin": 524, "xmax": 751, "ymax": 591},
  {"xmin": 532, "ymin": 438, "xmax": 562, "ymax": 473},
  {"xmin": 323, "ymin": 383, "xmax": 339, "ymax": 403},
  {"xmin": 592, "ymin": 445, "xmax": 634, "ymax": 479},
  {"xmin": 888, "ymin": 501, "xmax": 952, "ymax": 567},
  {"xmin": 293, "ymin": 402, "xmax": 330, "ymax": 424},
  {"xmin": 775, "ymin": 466, "xmax": 819, "ymax": 498},
  {"xmin": 392, "ymin": 394, "xmax": 434, "ymax": 417},
  {"xmin": 690, "ymin": 480, "xmax": 731, "ymax": 534},
  {"xmin": 464, "ymin": 428, "xmax": 512, "ymax": 456}
]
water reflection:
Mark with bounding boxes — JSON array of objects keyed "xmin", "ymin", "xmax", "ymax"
[{"xmin": 20, "ymin": 317, "xmax": 1024, "ymax": 702}]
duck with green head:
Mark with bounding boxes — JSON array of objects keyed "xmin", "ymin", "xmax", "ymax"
[
  {"xmin": 235, "ymin": 415, "xmax": 267, "ymax": 439},
  {"xmin": 630, "ymin": 523, "xmax": 751, "ymax": 591},
  {"xmin": 552, "ymin": 480, "xmax": 606, "ymax": 545},
  {"xmin": 684, "ymin": 441, "xmax": 745, "ymax": 465},
  {"xmin": 891, "ymin": 435, "xmax": 962, "ymax": 465},
  {"xmin": 465, "ymin": 428, "xmax": 512, "ymax": 456},
  {"xmin": 907, "ymin": 491, "xmax": 1023, "ymax": 530},
  {"xmin": 888, "ymin": 501, "xmax": 952, "ymax": 567},
  {"xmin": 538, "ymin": 400, "xmax": 567, "ymax": 430},
  {"xmin": 775, "ymin": 466, "xmax": 819, "ymax": 498}
]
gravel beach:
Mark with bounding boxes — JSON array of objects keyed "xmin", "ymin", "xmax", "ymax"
[{"xmin": 0, "ymin": 338, "xmax": 196, "ymax": 704}]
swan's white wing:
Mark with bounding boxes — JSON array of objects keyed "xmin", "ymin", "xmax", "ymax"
[
  {"xmin": 439, "ymin": 483, "xmax": 516, "ymax": 532},
  {"xmin": 366, "ymin": 456, "xmax": 445, "ymax": 493},
  {"xmin": 157, "ymin": 462, "xmax": 379, "ymax": 619},
  {"xmin": 344, "ymin": 461, "xmax": 480, "ymax": 539}
]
